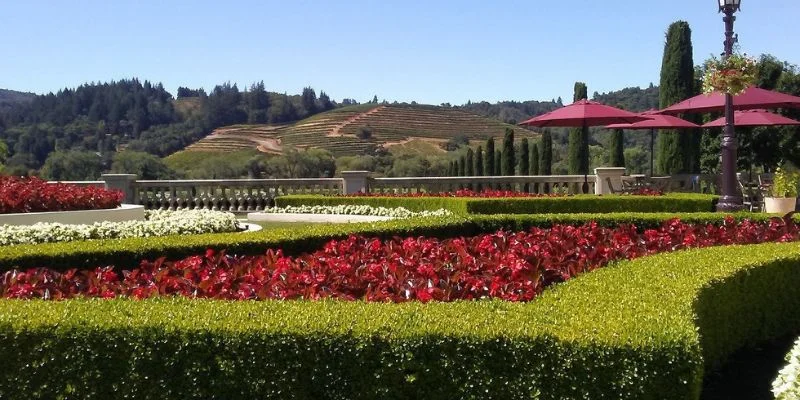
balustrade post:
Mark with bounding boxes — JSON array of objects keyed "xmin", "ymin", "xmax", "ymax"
[
  {"xmin": 341, "ymin": 171, "xmax": 371, "ymax": 195},
  {"xmin": 101, "ymin": 174, "xmax": 137, "ymax": 204},
  {"xmin": 594, "ymin": 167, "xmax": 626, "ymax": 195}
]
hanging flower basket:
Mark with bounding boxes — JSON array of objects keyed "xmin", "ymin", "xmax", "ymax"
[{"xmin": 702, "ymin": 53, "xmax": 758, "ymax": 96}]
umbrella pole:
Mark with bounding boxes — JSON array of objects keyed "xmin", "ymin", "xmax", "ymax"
[
  {"xmin": 583, "ymin": 122, "xmax": 590, "ymax": 194},
  {"xmin": 650, "ymin": 128, "xmax": 655, "ymax": 177}
]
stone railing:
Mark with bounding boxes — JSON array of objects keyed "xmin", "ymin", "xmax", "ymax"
[
  {"xmin": 368, "ymin": 175, "xmax": 596, "ymax": 195},
  {"xmin": 59, "ymin": 169, "xmax": 722, "ymax": 212}
]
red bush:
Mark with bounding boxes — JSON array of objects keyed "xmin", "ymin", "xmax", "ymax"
[
  {"xmin": 345, "ymin": 189, "xmax": 564, "ymax": 198},
  {"xmin": 0, "ymin": 176, "xmax": 123, "ymax": 214},
  {"xmin": 3, "ymin": 216, "xmax": 797, "ymax": 302}
]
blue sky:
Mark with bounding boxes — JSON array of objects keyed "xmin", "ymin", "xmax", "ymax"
[{"xmin": 1, "ymin": 0, "xmax": 798, "ymax": 105}]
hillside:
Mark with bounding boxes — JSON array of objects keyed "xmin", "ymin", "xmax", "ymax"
[
  {"xmin": 184, "ymin": 104, "xmax": 539, "ymax": 156},
  {"xmin": 0, "ymin": 89, "xmax": 35, "ymax": 109}
]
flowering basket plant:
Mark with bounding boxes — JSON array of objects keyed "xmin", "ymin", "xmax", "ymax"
[{"xmin": 702, "ymin": 53, "xmax": 758, "ymax": 96}]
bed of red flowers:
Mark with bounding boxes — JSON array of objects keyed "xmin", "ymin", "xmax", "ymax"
[
  {"xmin": 0, "ymin": 176, "xmax": 123, "ymax": 214},
  {"xmin": 345, "ymin": 188, "xmax": 662, "ymax": 198},
  {"xmin": 2, "ymin": 216, "xmax": 797, "ymax": 302},
  {"xmin": 346, "ymin": 189, "xmax": 564, "ymax": 198}
]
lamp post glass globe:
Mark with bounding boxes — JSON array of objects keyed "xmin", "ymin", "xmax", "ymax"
[{"xmin": 718, "ymin": 0, "xmax": 741, "ymax": 12}]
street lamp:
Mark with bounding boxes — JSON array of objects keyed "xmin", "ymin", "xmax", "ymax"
[{"xmin": 716, "ymin": 0, "xmax": 744, "ymax": 211}]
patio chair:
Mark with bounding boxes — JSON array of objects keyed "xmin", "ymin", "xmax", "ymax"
[{"xmin": 606, "ymin": 178, "xmax": 638, "ymax": 195}]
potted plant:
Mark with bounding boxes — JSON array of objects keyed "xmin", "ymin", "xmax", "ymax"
[
  {"xmin": 702, "ymin": 52, "xmax": 758, "ymax": 96},
  {"xmin": 764, "ymin": 166, "xmax": 800, "ymax": 214}
]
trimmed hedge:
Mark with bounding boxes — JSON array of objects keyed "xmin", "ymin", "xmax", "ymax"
[
  {"xmin": 0, "ymin": 212, "xmax": 775, "ymax": 272},
  {"xmin": 2, "ymin": 242, "xmax": 800, "ymax": 399},
  {"xmin": 277, "ymin": 193, "xmax": 718, "ymax": 214}
]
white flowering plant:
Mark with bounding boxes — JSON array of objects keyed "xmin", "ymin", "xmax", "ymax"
[
  {"xmin": 265, "ymin": 205, "xmax": 452, "ymax": 218},
  {"xmin": 0, "ymin": 210, "xmax": 241, "ymax": 246},
  {"xmin": 773, "ymin": 336, "xmax": 800, "ymax": 399}
]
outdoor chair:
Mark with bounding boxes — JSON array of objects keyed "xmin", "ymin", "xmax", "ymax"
[{"xmin": 606, "ymin": 177, "xmax": 639, "ymax": 195}]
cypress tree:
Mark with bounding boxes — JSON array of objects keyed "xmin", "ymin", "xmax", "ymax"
[
  {"xmin": 610, "ymin": 129, "xmax": 626, "ymax": 167},
  {"xmin": 448, "ymin": 161, "xmax": 456, "ymax": 176},
  {"xmin": 540, "ymin": 130, "xmax": 553, "ymax": 175},
  {"xmin": 466, "ymin": 148, "xmax": 475, "ymax": 176},
  {"xmin": 475, "ymin": 146, "xmax": 484, "ymax": 176},
  {"xmin": 485, "ymin": 137, "xmax": 495, "ymax": 176},
  {"xmin": 495, "ymin": 151, "xmax": 502, "ymax": 177},
  {"xmin": 568, "ymin": 82, "xmax": 589, "ymax": 175},
  {"xmin": 531, "ymin": 143, "xmax": 540, "ymax": 175},
  {"xmin": 453, "ymin": 159, "xmax": 460, "ymax": 176},
  {"xmin": 519, "ymin": 138, "xmax": 530, "ymax": 175},
  {"xmin": 474, "ymin": 146, "xmax": 484, "ymax": 191},
  {"xmin": 657, "ymin": 21, "xmax": 697, "ymax": 174},
  {"xmin": 459, "ymin": 155, "xmax": 467, "ymax": 176},
  {"xmin": 501, "ymin": 128, "xmax": 515, "ymax": 176}
]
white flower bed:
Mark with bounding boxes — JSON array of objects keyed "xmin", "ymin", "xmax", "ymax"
[
  {"xmin": 265, "ymin": 205, "xmax": 452, "ymax": 218},
  {"xmin": 0, "ymin": 210, "xmax": 241, "ymax": 246},
  {"xmin": 774, "ymin": 337, "xmax": 800, "ymax": 399}
]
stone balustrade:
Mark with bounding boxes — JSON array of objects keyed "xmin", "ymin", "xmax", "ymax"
[{"xmin": 47, "ymin": 170, "xmax": 723, "ymax": 212}]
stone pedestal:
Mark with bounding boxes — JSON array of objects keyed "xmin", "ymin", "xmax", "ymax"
[
  {"xmin": 594, "ymin": 167, "xmax": 627, "ymax": 195},
  {"xmin": 341, "ymin": 171, "xmax": 371, "ymax": 195},
  {"xmin": 101, "ymin": 174, "xmax": 138, "ymax": 203}
]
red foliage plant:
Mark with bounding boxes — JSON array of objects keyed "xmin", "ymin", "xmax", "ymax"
[
  {"xmin": 344, "ymin": 189, "xmax": 564, "ymax": 198},
  {"xmin": 0, "ymin": 176, "xmax": 123, "ymax": 214},
  {"xmin": 2, "ymin": 216, "xmax": 797, "ymax": 302}
]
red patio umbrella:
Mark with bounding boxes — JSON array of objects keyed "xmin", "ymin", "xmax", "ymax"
[
  {"xmin": 658, "ymin": 87, "xmax": 800, "ymax": 115},
  {"xmin": 519, "ymin": 99, "xmax": 648, "ymax": 192},
  {"xmin": 701, "ymin": 109, "xmax": 800, "ymax": 128},
  {"xmin": 519, "ymin": 99, "xmax": 648, "ymax": 127},
  {"xmin": 606, "ymin": 110, "xmax": 700, "ymax": 176}
]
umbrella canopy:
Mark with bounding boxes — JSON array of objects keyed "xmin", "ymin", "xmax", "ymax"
[
  {"xmin": 658, "ymin": 87, "xmax": 800, "ymax": 115},
  {"xmin": 702, "ymin": 109, "xmax": 800, "ymax": 128},
  {"xmin": 605, "ymin": 109, "xmax": 700, "ymax": 129},
  {"xmin": 519, "ymin": 99, "xmax": 648, "ymax": 127}
]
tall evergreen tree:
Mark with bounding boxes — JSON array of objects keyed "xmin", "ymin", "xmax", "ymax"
[
  {"xmin": 318, "ymin": 91, "xmax": 334, "ymax": 112},
  {"xmin": 609, "ymin": 129, "xmax": 626, "ymax": 167},
  {"xmin": 448, "ymin": 161, "xmax": 455, "ymax": 176},
  {"xmin": 530, "ymin": 143, "xmax": 540, "ymax": 175},
  {"xmin": 485, "ymin": 137, "xmax": 495, "ymax": 176},
  {"xmin": 501, "ymin": 128, "xmax": 515, "ymax": 175},
  {"xmin": 495, "ymin": 151, "xmax": 502, "ymax": 177},
  {"xmin": 657, "ymin": 21, "xmax": 697, "ymax": 174},
  {"xmin": 568, "ymin": 82, "xmax": 589, "ymax": 174},
  {"xmin": 519, "ymin": 138, "xmax": 530, "ymax": 175},
  {"xmin": 540, "ymin": 130, "xmax": 553, "ymax": 175},
  {"xmin": 475, "ymin": 146, "xmax": 484, "ymax": 176},
  {"xmin": 459, "ymin": 155, "xmax": 467, "ymax": 176},
  {"xmin": 466, "ymin": 148, "xmax": 475, "ymax": 176},
  {"xmin": 301, "ymin": 87, "xmax": 318, "ymax": 117}
]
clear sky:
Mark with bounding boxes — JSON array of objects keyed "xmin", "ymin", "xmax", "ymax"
[{"xmin": 1, "ymin": 0, "xmax": 798, "ymax": 105}]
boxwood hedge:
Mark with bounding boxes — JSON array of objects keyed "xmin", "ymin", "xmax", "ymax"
[
  {"xmin": 277, "ymin": 193, "xmax": 718, "ymax": 214},
  {"xmin": 2, "ymin": 242, "xmax": 799, "ymax": 399},
  {"xmin": 0, "ymin": 212, "xmax": 774, "ymax": 272}
]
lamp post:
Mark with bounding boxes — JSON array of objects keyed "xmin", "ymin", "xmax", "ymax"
[{"xmin": 716, "ymin": 0, "xmax": 744, "ymax": 212}]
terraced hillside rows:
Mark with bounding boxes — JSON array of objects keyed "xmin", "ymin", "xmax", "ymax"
[{"xmin": 184, "ymin": 104, "xmax": 539, "ymax": 157}]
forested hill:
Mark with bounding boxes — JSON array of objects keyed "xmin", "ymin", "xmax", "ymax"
[
  {"xmin": 458, "ymin": 85, "xmax": 659, "ymax": 125},
  {"xmin": 592, "ymin": 85, "xmax": 660, "ymax": 112},
  {"xmin": 0, "ymin": 79, "xmax": 341, "ymax": 175},
  {"xmin": 458, "ymin": 99, "xmax": 562, "ymax": 125},
  {"xmin": 0, "ymin": 89, "xmax": 35, "ymax": 109}
]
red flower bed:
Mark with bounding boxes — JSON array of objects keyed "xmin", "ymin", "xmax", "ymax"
[
  {"xmin": 3, "ymin": 216, "xmax": 797, "ymax": 302},
  {"xmin": 0, "ymin": 176, "xmax": 123, "ymax": 214},
  {"xmin": 346, "ymin": 189, "xmax": 564, "ymax": 198},
  {"xmin": 629, "ymin": 187, "xmax": 663, "ymax": 196}
]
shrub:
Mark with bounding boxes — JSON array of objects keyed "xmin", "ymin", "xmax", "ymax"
[
  {"xmin": 773, "ymin": 337, "xmax": 800, "ymax": 399},
  {"xmin": 280, "ymin": 193, "xmax": 717, "ymax": 214},
  {"xmin": 2, "ymin": 242, "xmax": 800, "ymax": 398},
  {"xmin": 0, "ymin": 176, "xmax": 122, "ymax": 214}
]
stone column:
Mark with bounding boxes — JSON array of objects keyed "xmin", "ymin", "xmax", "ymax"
[
  {"xmin": 594, "ymin": 167, "xmax": 626, "ymax": 195},
  {"xmin": 341, "ymin": 171, "xmax": 371, "ymax": 195},
  {"xmin": 101, "ymin": 174, "xmax": 138, "ymax": 204}
]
